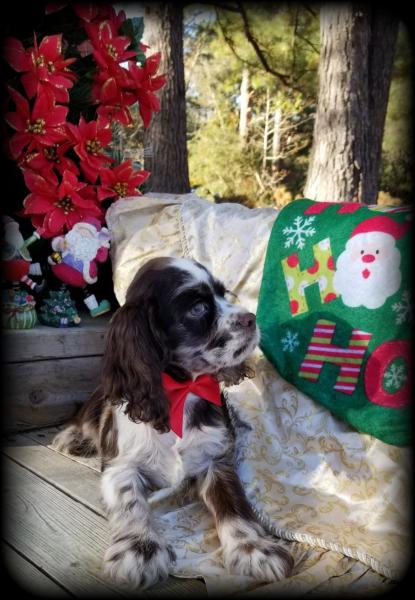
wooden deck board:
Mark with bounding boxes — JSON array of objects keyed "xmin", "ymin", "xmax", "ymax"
[
  {"xmin": 23, "ymin": 425, "xmax": 103, "ymax": 472},
  {"xmin": 2, "ymin": 430, "xmax": 207, "ymax": 598},
  {"xmin": 3, "ymin": 543, "xmax": 71, "ymax": 597}
]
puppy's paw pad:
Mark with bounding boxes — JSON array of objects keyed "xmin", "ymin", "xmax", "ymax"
[
  {"xmin": 104, "ymin": 536, "xmax": 175, "ymax": 589},
  {"xmin": 226, "ymin": 539, "xmax": 293, "ymax": 581}
]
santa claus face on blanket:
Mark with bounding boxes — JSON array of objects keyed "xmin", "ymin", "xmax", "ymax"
[{"xmin": 333, "ymin": 217, "xmax": 407, "ymax": 310}]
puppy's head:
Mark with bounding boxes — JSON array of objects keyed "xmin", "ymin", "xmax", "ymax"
[{"xmin": 102, "ymin": 257, "xmax": 258, "ymax": 431}]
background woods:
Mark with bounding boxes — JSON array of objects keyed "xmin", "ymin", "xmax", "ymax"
[{"xmin": 143, "ymin": 2, "xmax": 411, "ymax": 207}]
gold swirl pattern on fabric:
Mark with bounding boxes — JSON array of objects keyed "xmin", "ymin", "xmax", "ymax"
[{"xmin": 105, "ymin": 194, "xmax": 410, "ymax": 595}]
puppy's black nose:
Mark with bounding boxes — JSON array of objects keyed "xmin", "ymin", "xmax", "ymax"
[{"xmin": 237, "ymin": 312, "xmax": 256, "ymax": 329}]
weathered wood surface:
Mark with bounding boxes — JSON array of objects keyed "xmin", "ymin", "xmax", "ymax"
[
  {"xmin": 2, "ymin": 313, "xmax": 111, "ymax": 432},
  {"xmin": 2, "ymin": 429, "xmax": 207, "ymax": 597},
  {"xmin": 4, "ymin": 432, "xmax": 104, "ymax": 514},
  {"xmin": 3, "ymin": 457, "xmax": 121, "ymax": 597},
  {"xmin": 4, "ymin": 356, "xmax": 102, "ymax": 432},
  {"xmin": 3, "ymin": 313, "xmax": 111, "ymax": 363},
  {"xmin": 3, "ymin": 543, "xmax": 71, "ymax": 597},
  {"xmin": 26, "ymin": 425, "xmax": 103, "ymax": 471}
]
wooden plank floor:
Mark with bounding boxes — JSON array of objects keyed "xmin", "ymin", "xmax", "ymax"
[{"xmin": 2, "ymin": 426, "xmax": 207, "ymax": 597}]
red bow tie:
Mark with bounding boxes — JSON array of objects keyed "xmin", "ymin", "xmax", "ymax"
[{"xmin": 161, "ymin": 372, "xmax": 222, "ymax": 437}]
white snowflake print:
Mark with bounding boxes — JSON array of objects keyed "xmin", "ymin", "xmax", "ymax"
[
  {"xmin": 384, "ymin": 363, "xmax": 407, "ymax": 392},
  {"xmin": 392, "ymin": 290, "xmax": 412, "ymax": 325},
  {"xmin": 281, "ymin": 330, "xmax": 300, "ymax": 352},
  {"xmin": 283, "ymin": 215, "xmax": 316, "ymax": 249}
]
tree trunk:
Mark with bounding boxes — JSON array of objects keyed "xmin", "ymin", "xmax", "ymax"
[
  {"xmin": 272, "ymin": 107, "xmax": 282, "ymax": 171},
  {"xmin": 304, "ymin": 5, "xmax": 398, "ymax": 203},
  {"xmin": 143, "ymin": 3, "xmax": 190, "ymax": 193},
  {"xmin": 239, "ymin": 67, "xmax": 250, "ymax": 143}
]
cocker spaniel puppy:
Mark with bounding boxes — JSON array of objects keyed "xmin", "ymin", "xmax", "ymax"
[{"xmin": 53, "ymin": 257, "xmax": 293, "ymax": 589}]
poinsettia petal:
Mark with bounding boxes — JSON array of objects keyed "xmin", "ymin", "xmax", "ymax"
[
  {"xmin": 43, "ymin": 84, "xmax": 70, "ymax": 103},
  {"xmin": 145, "ymin": 52, "xmax": 161, "ymax": 75},
  {"xmin": 73, "ymin": 3, "xmax": 98, "ymax": 21},
  {"xmin": 80, "ymin": 162, "xmax": 99, "ymax": 183},
  {"xmin": 72, "ymin": 190, "xmax": 101, "ymax": 210},
  {"xmin": 46, "ymin": 207, "xmax": 67, "ymax": 235},
  {"xmin": 4, "ymin": 111, "xmax": 26, "ymax": 131},
  {"xmin": 7, "ymin": 85, "xmax": 29, "ymax": 115},
  {"xmin": 3, "ymin": 37, "xmax": 29, "ymax": 72},
  {"xmin": 97, "ymin": 185, "xmax": 116, "ymax": 202},
  {"xmin": 39, "ymin": 34, "xmax": 62, "ymax": 60},
  {"xmin": 23, "ymin": 169, "xmax": 57, "ymax": 194},
  {"xmin": 100, "ymin": 77, "xmax": 118, "ymax": 103},
  {"xmin": 150, "ymin": 75, "xmax": 167, "ymax": 91},
  {"xmin": 98, "ymin": 21, "xmax": 113, "ymax": 44},
  {"xmin": 24, "ymin": 193, "xmax": 54, "ymax": 214},
  {"xmin": 9, "ymin": 132, "xmax": 30, "ymax": 159},
  {"xmin": 60, "ymin": 157, "xmax": 80, "ymax": 176},
  {"xmin": 66, "ymin": 211, "xmax": 83, "ymax": 229},
  {"xmin": 139, "ymin": 103, "xmax": 153, "ymax": 129},
  {"xmin": 98, "ymin": 128, "xmax": 112, "ymax": 147},
  {"xmin": 122, "ymin": 50, "xmax": 138, "ymax": 62},
  {"xmin": 32, "ymin": 91, "xmax": 54, "ymax": 119},
  {"xmin": 47, "ymin": 105, "xmax": 69, "ymax": 127},
  {"xmin": 116, "ymin": 106, "xmax": 133, "ymax": 125},
  {"xmin": 20, "ymin": 72, "xmax": 38, "ymax": 99},
  {"xmin": 131, "ymin": 170, "xmax": 150, "ymax": 186},
  {"xmin": 30, "ymin": 213, "xmax": 46, "ymax": 230}
]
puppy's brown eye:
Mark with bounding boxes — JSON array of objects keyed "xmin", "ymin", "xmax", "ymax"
[{"xmin": 189, "ymin": 302, "xmax": 209, "ymax": 317}]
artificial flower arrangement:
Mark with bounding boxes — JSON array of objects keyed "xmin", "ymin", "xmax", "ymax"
[{"xmin": 1, "ymin": 2, "xmax": 166, "ymax": 327}]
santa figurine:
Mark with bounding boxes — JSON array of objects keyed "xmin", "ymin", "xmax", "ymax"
[
  {"xmin": 48, "ymin": 218, "xmax": 111, "ymax": 317},
  {"xmin": 1, "ymin": 215, "xmax": 45, "ymax": 293},
  {"xmin": 333, "ymin": 215, "xmax": 410, "ymax": 309}
]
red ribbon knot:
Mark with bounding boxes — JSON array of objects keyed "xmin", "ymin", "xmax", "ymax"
[{"xmin": 161, "ymin": 372, "xmax": 222, "ymax": 437}]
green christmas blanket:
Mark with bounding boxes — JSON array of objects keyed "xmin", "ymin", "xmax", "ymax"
[{"xmin": 257, "ymin": 199, "xmax": 412, "ymax": 446}]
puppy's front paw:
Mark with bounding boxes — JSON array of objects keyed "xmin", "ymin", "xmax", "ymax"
[
  {"xmin": 104, "ymin": 534, "xmax": 176, "ymax": 589},
  {"xmin": 221, "ymin": 521, "xmax": 293, "ymax": 581}
]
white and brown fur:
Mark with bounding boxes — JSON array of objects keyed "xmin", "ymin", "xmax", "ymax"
[{"xmin": 53, "ymin": 257, "xmax": 293, "ymax": 589}]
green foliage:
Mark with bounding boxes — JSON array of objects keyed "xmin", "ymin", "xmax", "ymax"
[
  {"xmin": 120, "ymin": 17, "xmax": 146, "ymax": 63},
  {"xmin": 184, "ymin": 5, "xmax": 320, "ymax": 206},
  {"xmin": 185, "ymin": 7, "xmax": 411, "ymax": 206},
  {"xmin": 379, "ymin": 24, "xmax": 413, "ymax": 202},
  {"xmin": 379, "ymin": 150, "xmax": 413, "ymax": 203}
]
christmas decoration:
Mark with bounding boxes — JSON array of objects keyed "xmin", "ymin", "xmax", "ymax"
[
  {"xmin": 1, "ymin": 215, "xmax": 45, "ymax": 293},
  {"xmin": 48, "ymin": 218, "xmax": 111, "ymax": 317},
  {"xmin": 257, "ymin": 199, "xmax": 412, "ymax": 446},
  {"xmin": 2, "ymin": 2, "xmax": 166, "ymax": 325},
  {"xmin": 2, "ymin": 288, "xmax": 37, "ymax": 329},
  {"xmin": 38, "ymin": 287, "xmax": 81, "ymax": 327}
]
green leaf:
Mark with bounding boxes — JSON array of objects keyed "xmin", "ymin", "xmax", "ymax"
[{"xmin": 120, "ymin": 16, "xmax": 144, "ymax": 53}]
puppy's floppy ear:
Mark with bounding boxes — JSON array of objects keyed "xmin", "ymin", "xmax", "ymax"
[{"xmin": 101, "ymin": 300, "xmax": 170, "ymax": 433}]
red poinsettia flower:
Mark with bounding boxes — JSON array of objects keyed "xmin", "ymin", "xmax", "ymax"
[
  {"xmin": 22, "ymin": 168, "xmax": 102, "ymax": 238},
  {"xmin": 92, "ymin": 74, "xmax": 136, "ymax": 125},
  {"xmin": 97, "ymin": 160, "xmax": 149, "ymax": 201},
  {"xmin": 84, "ymin": 19, "xmax": 137, "ymax": 71},
  {"xmin": 18, "ymin": 142, "xmax": 79, "ymax": 177},
  {"xmin": 74, "ymin": 3, "xmax": 126, "ymax": 27},
  {"xmin": 127, "ymin": 53, "xmax": 166, "ymax": 128},
  {"xmin": 66, "ymin": 116, "xmax": 113, "ymax": 183},
  {"xmin": 3, "ymin": 34, "xmax": 76, "ymax": 102},
  {"xmin": 4, "ymin": 87, "xmax": 69, "ymax": 159}
]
